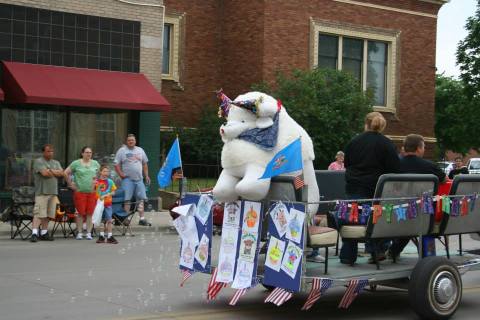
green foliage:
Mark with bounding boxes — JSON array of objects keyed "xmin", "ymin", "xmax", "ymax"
[
  {"xmin": 254, "ymin": 68, "xmax": 373, "ymax": 168},
  {"xmin": 456, "ymin": 1, "xmax": 480, "ymax": 98},
  {"xmin": 435, "ymin": 74, "xmax": 480, "ymax": 153},
  {"xmin": 160, "ymin": 106, "xmax": 224, "ymax": 164}
]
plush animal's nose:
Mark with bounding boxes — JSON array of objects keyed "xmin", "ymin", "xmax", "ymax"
[{"xmin": 220, "ymin": 128, "xmax": 225, "ymax": 135}]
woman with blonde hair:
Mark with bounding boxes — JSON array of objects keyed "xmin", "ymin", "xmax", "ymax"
[{"xmin": 340, "ymin": 112, "xmax": 400, "ymax": 265}]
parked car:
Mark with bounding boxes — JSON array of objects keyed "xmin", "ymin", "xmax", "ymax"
[
  {"xmin": 467, "ymin": 158, "xmax": 480, "ymax": 174},
  {"xmin": 437, "ymin": 161, "xmax": 454, "ymax": 175}
]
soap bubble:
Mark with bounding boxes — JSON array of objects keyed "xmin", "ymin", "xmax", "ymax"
[
  {"xmin": 107, "ymin": 297, "xmax": 112, "ymax": 303},
  {"xmin": 167, "ymin": 306, "xmax": 172, "ymax": 312},
  {"xmin": 88, "ymin": 269, "xmax": 93, "ymax": 277},
  {"xmin": 84, "ymin": 290, "xmax": 89, "ymax": 297},
  {"xmin": 160, "ymin": 293, "xmax": 166, "ymax": 301},
  {"xmin": 149, "ymin": 280, "xmax": 154, "ymax": 286},
  {"xmin": 117, "ymin": 292, "xmax": 122, "ymax": 299},
  {"xmin": 118, "ymin": 308, "xmax": 123, "ymax": 315},
  {"xmin": 49, "ymin": 288, "xmax": 55, "ymax": 294},
  {"xmin": 70, "ymin": 296, "xmax": 76, "ymax": 303}
]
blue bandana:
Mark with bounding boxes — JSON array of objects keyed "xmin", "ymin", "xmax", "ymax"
[{"xmin": 238, "ymin": 112, "xmax": 279, "ymax": 150}]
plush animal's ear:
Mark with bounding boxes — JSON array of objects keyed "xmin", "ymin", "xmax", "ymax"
[
  {"xmin": 256, "ymin": 94, "xmax": 280, "ymax": 118},
  {"xmin": 256, "ymin": 117, "xmax": 274, "ymax": 129}
]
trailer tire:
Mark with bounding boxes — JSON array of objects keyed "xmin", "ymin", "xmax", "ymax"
[{"xmin": 408, "ymin": 256, "xmax": 462, "ymax": 320}]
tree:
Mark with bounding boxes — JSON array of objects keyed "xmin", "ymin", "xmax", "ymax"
[
  {"xmin": 253, "ymin": 68, "xmax": 373, "ymax": 168},
  {"xmin": 456, "ymin": 1, "xmax": 480, "ymax": 98},
  {"xmin": 435, "ymin": 74, "xmax": 479, "ymax": 154}
]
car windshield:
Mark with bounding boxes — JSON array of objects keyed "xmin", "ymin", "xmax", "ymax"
[{"xmin": 470, "ymin": 160, "xmax": 480, "ymax": 170}]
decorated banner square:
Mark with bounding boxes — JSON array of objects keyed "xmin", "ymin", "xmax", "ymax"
[
  {"xmin": 270, "ymin": 201, "xmax": 289, "ymax": 237},
  {"xmin": 265, "ymin": 236, "xmax": 286, "ymax": 272}
]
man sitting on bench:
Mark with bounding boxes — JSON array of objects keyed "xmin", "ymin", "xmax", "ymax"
[{"xmin": 388, "ymin": 134, "xmax": 446, "ymax": 259}]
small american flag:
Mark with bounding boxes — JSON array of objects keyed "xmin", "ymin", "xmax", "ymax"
[
  {"xmin": 179, "ymin": 269, "xmax": 194, "ymax": 287},
  {"xmin": 228, "ymin": 288, "xmax": 248, "ymax": 306},
  {"xmin": 301, "ymin": 278, "xmax": 333, "ymax": 311},
  {"xmin": 207, "ymin": 267, "xmax": 227, "ymax": 301},
  {"xmin": 294, "ymin": 175, "xmax": 305, "ymax": 190},
  {"xmin": 264, "ymin": 287, "xmax": 293, "ymax": 306},
  {"xmin": 338, "ymin": 279, "xmax": 368, "ymax": 309}
]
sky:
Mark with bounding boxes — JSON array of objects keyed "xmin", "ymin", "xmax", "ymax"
[{"xmin": 436, "ymin": 0, "xmax": 478, "ymax": 78}]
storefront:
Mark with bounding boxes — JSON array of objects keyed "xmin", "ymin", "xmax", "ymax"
[{"xmin": 0, "ymin": 1, "xmax": 170, "ymax": 207}]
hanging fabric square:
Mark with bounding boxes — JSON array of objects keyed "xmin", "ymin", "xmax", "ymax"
[
  {"xmin": 372, "ymin": 204, "xmax": 383, "ymax": 224},
  {"xmin": 470, "ymin": 193, "xmax": 478, "ymax": 211},
  {"xmin": 360, "ymin": 204, "xmax": 371, "ymax": 225},
  {"xmin": 395, "ymin": 207, "xmax": 406, "ymax": 222},
  {"xmin": 461, "ymin": 197, "xmax": 469, "ymax": 216},
  {"xmin": 451, "ymin": 198, "xmax": 460, "ymax": 217},
  {"xmin": 442, "ymin": 196, "xmax": 451, "ymax": 215},
  {"xmin": 349, "ymin": 202, "xmax": 359, "ymax": 223},
  {"xmin": 384, "ymin": 204, "xmax": 393, "ymax": 223},
  {"xmin": 407, "ymin": 200, "xmax": 417, "ymax": 219}
]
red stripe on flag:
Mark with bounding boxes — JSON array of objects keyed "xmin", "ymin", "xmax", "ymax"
[
  {"xmin": 338, "ymin": 280, "xmax": 358, "ymax": 309},
  {"xmin": 294, "ymin": 175, "xmax": 305, "ymax": 190},
  {"xmin": 229, "ymin": 288, "xmax": 247, "ymax": 306},
  {"xmin": 180, "ymin": 269, "xmax": 193, "ymax": 287}
]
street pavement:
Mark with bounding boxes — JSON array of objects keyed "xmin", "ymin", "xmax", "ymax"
[{"xmin": 1, "ymin": 212, "xmax": 480, "ymax": 320}]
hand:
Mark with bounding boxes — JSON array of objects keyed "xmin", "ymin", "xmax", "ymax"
[
  {"xmin": 69, "ymin": 183, "xmax": 77, "ymax": 191},
  {"xmin": 145, "ymin": 176, "xmax": 151, "ymax": 185}
]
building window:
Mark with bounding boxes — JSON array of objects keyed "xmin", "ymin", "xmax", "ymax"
[
  {"xmin": 311, "ymin": 20, "xmax": 399, "ymax": 112},
  {"xmin": 16, "ymin": 110, "xmax": 57, "ymax": 155},
  {"xmin": 162, "ymin": 14, "xmax": 183, "ymax": 83}
]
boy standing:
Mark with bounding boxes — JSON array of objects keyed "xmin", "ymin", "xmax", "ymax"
[{"xmin": 95, "ymin": 165, "xmax": 118, "ymax": 244}]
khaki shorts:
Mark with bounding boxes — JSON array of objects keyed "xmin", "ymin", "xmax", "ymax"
[{"xmin": 33, "ymin": 195, "xmax": 59, "ymax": 219}]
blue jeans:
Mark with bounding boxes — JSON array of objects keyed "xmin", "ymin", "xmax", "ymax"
[{"xmin": 102, "ymin": 206, "xmax": 113, "ymax": 222}]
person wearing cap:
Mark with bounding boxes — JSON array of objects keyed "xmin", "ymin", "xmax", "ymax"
[{"xmin": 328, "ymin": 151, "xmax": 345, "ymax": 171}]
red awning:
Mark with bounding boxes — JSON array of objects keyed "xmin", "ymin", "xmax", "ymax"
[
  {"xmin": 0, "ymin": 87, "xmax": 4, "ymax": 101},
  {"xmin": 2, "ymin": 61, "xmax": 170, "ymax": 111}
]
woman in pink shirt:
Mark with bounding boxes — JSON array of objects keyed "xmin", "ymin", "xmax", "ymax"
[{"xmin": 328, "ymin": 151, "xmax": 345, "ymax": 171}]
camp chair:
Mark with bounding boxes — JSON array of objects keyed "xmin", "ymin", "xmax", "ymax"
[
  {"xmin": 112, "ymin": 188, "xmax": 138, "ymax": 236},
  {"xmin": 264, "ymin": 176, "xmax": 338, "ymax": 274},
  {"xmin": 8, "ymin": 186, "xmax": 35, "ymax": 240},
  {"xmin": 439, "ymin": 174, "xmax": 480, "ymax": 256},
  {"xmin": 51, "ymin": 187, "xmax": 77, "ymax": 238},
  {"xmin": 340, "ymin": 174, "xmax": 438, "ymax": 269}
]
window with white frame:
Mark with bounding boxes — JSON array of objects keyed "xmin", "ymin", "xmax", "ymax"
[
  {"xmin": 162, "ymin": 14, "xmax": 183, "ymax": 83},
  {"xmin": 311, "ymin": 20, "xmax": 399, "ymax": 111}
]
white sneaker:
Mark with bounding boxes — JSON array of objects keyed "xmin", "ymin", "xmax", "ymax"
[
  {"xmin": 307, "ymin": 255, "xmax": 325, "ymax": 263},
  {"xmin": 86, "ymin": 234, "xmax": 93, "ymax": 240},
  {"xmin": 76, "ymin": 233, "xmax": 83, "ymax": 240}
]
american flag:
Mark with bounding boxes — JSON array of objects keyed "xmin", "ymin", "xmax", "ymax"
[
  {"xmin": 301, "ymin": 278, "xmax": 333, "ymax": 311},
  {"xmin": 338, "ymin": 279, "xmax": 369, "ymax": 309},
  {"xmin": 179, "ymin": 269, "xmax": 194, "ymax": 287},
  {"xmin": 264, "ymin": 287, "xmax": 293, "ymax": 306},
  {"xmin": 207, "ymin": 267, "xmax": 227, "ymax": 301},
  {"xmin": 228, "ymin": 288, "xmax": 248, "ymax": 306},
  {"xmin": 294, "ymin": 174, "xmax": 305, "ymax": 190}
]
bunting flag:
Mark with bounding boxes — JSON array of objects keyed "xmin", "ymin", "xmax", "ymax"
[
  {"xmin": 436, "ymin": 196, "xmax": 443, "ymax": 217},
  {"xmin": 451, "ymin": 198, "xmax": 460, "ymax": 217},
  {"xmin": 442, "ymin": 196, "xmax": 451, "ymax": 215},
  {"xmin": 360, "ymin": 204, "xmax": 371, "ymax": 225},
  {"xmin": 207, "ymin": 268, "xmax": 227, "ymax": 301},
  {"xmin": 294, "ymin": 174, "xmax": 305, "ymax": 190},
  {"xmin": 372, "ymin": 204, "xmax": 383, "ymax": 224},
  {"xmin": 470, "ymin": 194, "xmax": 477, "ymax": 211},
  {"xmin": 384, "ymin": 204, "xmax": 393, "ymax": 223},
  {"xmin": 301, "ymin": 278, "xmax": 334, "ymax": 311},
  {"xmin": 336, "ymin": 201, "xmax": 348, "ymax": 220},
  {"xmin": 229, "ymin": 288, "xmax": 248, "ymax": 306},
  {"xmin": 348, "ymin": 202, "xmax": 359, "ymax": 223},
  {"xmin": 395, "ymin": 207, "xmax": 407, "ymax": 221},
  {"xmin": 338, "ymin": 279, "xmax": 369, "ymax": 309},
  {"xmin": 180, "ymin": 269, "xmax": 194, "ymax": 287},
  {"xmin": 265, "ymin": 287, "xmax": 293, "ymax": 306},
  {"xmin": 422, "ymin": 194, "xmax": 434, "ymax": 215},
  {"xmin": 407, "ymin": 200, "xmax": 417, "ymax": 219},
  {"xmin": 461, "ymin": 197, "xmax": 469, "ymax": 216}
]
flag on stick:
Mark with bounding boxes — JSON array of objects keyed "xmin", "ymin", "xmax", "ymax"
[
  {"xmin": 228, "ymin": 288, "xmax": 248, "ymax": 306},
  {"xmin": 294, "ymin": 174, "xmax": 305, "ymax": 190},
  {"xmin": 301, "ymin": 278, "xmax": 333, "ymax": 311},
  {"xmin": 158, "ymin": 137, "xmax": 182, "ymax": 188},
  {"xmin": 207, "ymin": 267, "xmax": 227, "ymax": 301},
  {"xmin": 264, "ymin": 287, "xmax": 293, "ymax": 306},
  {"xmin": 259, "ymin": 138, "xmax": 303, "ymax": 180},
  {"xmin": 180, "ymin": 269, "xmax": 194, "ymax": 287},
  {"xmin": 338, "ymin": 279, "xmax": 369, "ymax": 309}
]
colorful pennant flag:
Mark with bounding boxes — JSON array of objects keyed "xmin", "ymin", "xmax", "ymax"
[
  {"xmin": 384, "ymin": 204, "xmax": 393, "ymax": 223},
  {"xmin": 207, "ymin": 267, "xmax": 227, "ymax": 301},
  {"xmin": 180, "ymin": 269, "xmax": 194, "ymax": 287},
  {"xmin": 451, "ymin": 198, "xmax": 460, "ymax": 217},
  {"xmin": 301, "ymin": 278, "xmax": 333, "ymax": 311},
  {"xmin": 259, "ymin": 138, "xmax": 303, "ymax": 179},
  {"xmin": 372, "ymin": 204, "xmax": 383, "ymax": 224},
  {"xmin": 349, "ymin": 203, "xmax": 359, "ymax": 223},
  {"xmin": 338, "ymin": 279, "xmax": 369, "ymax": 309},
  {"xmin": 395, "ymin": 207, "xmax": 406, "ymax": 221},
  {"xmin": 265, "ymin": 287, "xmax": 293, "ymax": 306},
  {"xmin": 461, "ymin": 197, "xmax": 469, "ymax": 216},
  {"xmin": 442, "ymin": 196, "xmax": 451, "ymax": 215}
]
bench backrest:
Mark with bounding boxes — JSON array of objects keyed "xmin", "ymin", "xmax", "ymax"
[
  {"xmin": 441, "ymin": 174, "xmax": 480, "ymax": 235},
  {"xmin": 367, "ymin": 174, "xmax": 438, "ymax": 239},
  {"xmin": 314, "ymin": 170, "xmax": 346, "ymax": 214}
]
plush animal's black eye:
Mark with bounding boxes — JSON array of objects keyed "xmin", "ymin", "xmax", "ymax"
[{"xmin": 241, "ymin": 120, "xmax": 245, "ymax": 123}]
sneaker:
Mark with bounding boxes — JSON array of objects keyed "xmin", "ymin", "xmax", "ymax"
[
  {"xmin": 40, "ymin": 233, "xmax": 54, "ymax": 241},
  {"xmin": 138, "ymin": 219, "xmax": 151, "ymax": 226},
  {"xmin": 85, "ymin": 234, "xmax": 93, "ymax": 240},
  {"xmin": 76, "ymin": 233, "xmax": 83, "ymax": 240},
  {"xmin": 306, "ymin": 253, "xmax": 325, "ymax": 263},
  {"xmin": 368, "ymin": 253, "xmax": 386, "ymax": 264},
  {"xmin": 107, "ymin": 236, "xmax": 118, "ymax": 244},
  {"xmin": 30, "ymin": 234, "xmax": 38, "ymax": 243},
  {"xmin": 96, "ymin": 236, "xmax": 106, "ymax": 244}
]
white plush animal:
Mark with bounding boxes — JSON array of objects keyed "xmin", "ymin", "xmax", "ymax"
[{"xmin": 212, "ymin": 91, "xmax": 319, "ymax": 215}]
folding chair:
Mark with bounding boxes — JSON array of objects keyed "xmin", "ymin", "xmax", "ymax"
[
  {"xmin": 52, "ymin": 187, "xmax": 77, "ymax": 238},
  {"xmin": 112, "ymin": 188, "xmax": 138, "ymax": 236},
  {"xmin": 8, "ymin": 186, "xmax": 35, "ymax": 240}
]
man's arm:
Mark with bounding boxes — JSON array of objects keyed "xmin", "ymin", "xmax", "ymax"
[
  {"xmin": 143, "ymin": 162, "xmax": 150, "ymax": 184},
  {"xmin": 114, "ymin": 163, "xmax": 125, "ymax": 179}
]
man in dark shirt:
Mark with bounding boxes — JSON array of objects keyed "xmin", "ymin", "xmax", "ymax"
[
  {"xmin": 388, "ymin": 134, "xmax": 446, "ymax": 258},
  {"xmin": 448, "ymin": 156, "xmax": 469, "ymax": 179}
]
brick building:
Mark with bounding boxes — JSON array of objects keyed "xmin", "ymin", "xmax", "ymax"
[{"xmin": 161, "ymin": 0, "xmax": 447, "ymax": 157}]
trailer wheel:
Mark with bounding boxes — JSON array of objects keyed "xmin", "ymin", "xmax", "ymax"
[{"xmin": 408, "ymin": 257, "xmax": 462, "ymax": 320}]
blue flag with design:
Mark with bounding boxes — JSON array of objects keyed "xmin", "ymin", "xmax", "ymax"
[
  {"xmin": 259, "ymin": 138, "xmax": 303, "ymax": 179},
  {"xmin": 158, "ymin": 138, "xmax": 182, "ymax": 188}
]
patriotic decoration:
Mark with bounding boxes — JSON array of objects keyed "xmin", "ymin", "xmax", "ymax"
[
  {"xmin": 301, "ymin": 278, "xmax": 333, "ymax": 311},
  {"xmin": 294, "ymin": 174, "xmax": 305, "ymax": 190},
  {"xmin": 158, "ymin": 137, "xmax": 182, "ymax": 188},
  {"xmin": 338, "ymin": 279, "xmax": 369, "ymax": 309},
  {"xmin": 207, "ymin": 267, "xmax": 227, "ymax": 301},
  {"xmin": 228, "ymin": 278, "xmax": 261, "ymax": 306},
  {"xmin": 180, "ymin": 269, "xmax": 194, "ymax": 287},
  {"xmin": 259, "ymin": 138, "xmax": 303, "ymax": 180},
  {"xmin": 216, "ymin": 89, "xmax": 232, "ymax": 118},
  {"xmin": 264, "ymin": 287, "xmax": 293, "ymax": 306}
]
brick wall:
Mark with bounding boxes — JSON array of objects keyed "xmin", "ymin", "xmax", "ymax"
[{"xmin": 1, "ymin": 0, "xmax": 165, "ymax": 90}]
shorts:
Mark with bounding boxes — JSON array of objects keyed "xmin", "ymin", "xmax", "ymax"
[
  {"xmin": 102, "ymin": 206, "xmax": 113, "ymax": 221},
  {"xmin": 74, "ymin": 192, "xmax": 96, "ymax": 216},
  {"xmin": 33, "ymin": 195, "xmax": 58, "ymax": 219},
  {"xmin": 122, "ymin": 178, "xmax": 147, "ymax": 202}
]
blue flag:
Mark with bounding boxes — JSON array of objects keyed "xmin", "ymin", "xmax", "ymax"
[
  {"xmin": 259, "ymin": 138, "xmax": 303, "ymax": 179},
  {"xmin": 158, "ymin": 138, "xmax": 182, "ymax": 188}
]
